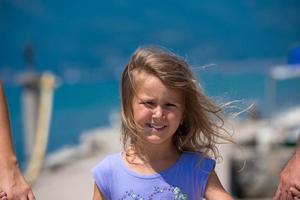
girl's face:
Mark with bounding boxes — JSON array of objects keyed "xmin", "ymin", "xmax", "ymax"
[{"xmin": 132, "ymin": 72, "xmax": 184, "ymax": 146}]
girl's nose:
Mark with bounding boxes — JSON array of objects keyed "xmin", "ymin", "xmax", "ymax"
[{"xmin": 152, "ymin": 106, "xmax": 164, "ymax": 119}]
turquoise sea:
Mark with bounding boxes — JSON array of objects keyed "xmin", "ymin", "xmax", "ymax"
[
  {"xmin": 1, "ymin": 0, "xmax": 300, "ymax": 168},
  {"xmin": 4, "ymin": 64, "xmax": 300, "ymax": 168}
]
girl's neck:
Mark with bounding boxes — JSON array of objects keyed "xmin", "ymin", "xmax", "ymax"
[
  {"xmin": 126, "ymin": 142, "xmax": 180, "ymax": 164},
  {"xmin": 124, "ymin": 144, "xmax": 181, "ymax": 174},
  {"xmin": 143, "ymin": 141, "xmax": 180, "ymax": 161}
]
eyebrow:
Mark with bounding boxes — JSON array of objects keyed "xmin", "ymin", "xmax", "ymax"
[{"xmin": 139, "ymin": 96, "xmax": 182, "ymax": 107}]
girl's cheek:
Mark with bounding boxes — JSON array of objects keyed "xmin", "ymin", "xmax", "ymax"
[
  {"xmin": 142, "ymin": 110, "xmax": 153, "ymax": 118},
  {"xmin": 168, "ymin": 112, "xmax": 179, "ymax": 119},
  {"xmin": 135, "ymin": 108, "xmax": 152, "ymax": 119}
]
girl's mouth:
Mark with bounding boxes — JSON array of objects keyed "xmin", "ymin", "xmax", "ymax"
[{"xmin": 147, "ymin": 123, "xmax": 167, "ymax": 131}]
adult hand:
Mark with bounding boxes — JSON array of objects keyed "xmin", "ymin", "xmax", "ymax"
[
  {"xmin": 0, "ymin": 82, "xmax": 35, "ymax": 200},
  {"xmin": 273, "ymin": 151, "xmax": 300, "ymax": 200},
  {"xmin": 0, "ymin": 162, "xmax": 35, "ymax": 200}
]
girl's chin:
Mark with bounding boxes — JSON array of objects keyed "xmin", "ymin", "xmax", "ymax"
[{"xmin": 143, "ymin": 135, "xmax": 172, "ymax": 145}]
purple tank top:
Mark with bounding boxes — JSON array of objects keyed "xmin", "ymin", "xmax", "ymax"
[{"xmin": 92, "ymin": 152, "xmax": 215, "ymax": 200}]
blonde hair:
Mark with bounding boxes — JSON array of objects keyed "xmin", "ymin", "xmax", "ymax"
[{"xmin": 120, "ymin": 46, "xmax": 231, "ymax": 159}]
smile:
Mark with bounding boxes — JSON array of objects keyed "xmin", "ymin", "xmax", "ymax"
[{"xmin": 147, "ymin": 123, "xmax": 167, "ymax": 131}]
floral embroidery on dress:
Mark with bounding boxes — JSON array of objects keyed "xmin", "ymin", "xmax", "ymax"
[{"xmin": 118, "ymin": 186, "xmax": 188, "ymax": 200}]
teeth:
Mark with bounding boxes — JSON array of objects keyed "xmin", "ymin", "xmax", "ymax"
[{"xmin": 150, "ymin": 124, "xmax": 165, "ymax": 129}]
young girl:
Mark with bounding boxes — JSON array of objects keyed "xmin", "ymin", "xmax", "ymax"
[{"xmin": 92, "ymin": 46, "xmax": 233, "ymax": 200}]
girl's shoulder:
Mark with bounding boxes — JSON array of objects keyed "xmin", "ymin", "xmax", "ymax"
[
  {"xmin": 92, "ymin": 152, "xmax": 121, "ymax": 174},
  {"xmin": 91, "ymin": 153, "xmax": 122, "ymax": 198}
]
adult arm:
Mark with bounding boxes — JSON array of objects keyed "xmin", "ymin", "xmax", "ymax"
[
  {"xmin": 273, "ymin": 137, "xmax": 300, "ymax": 200},
  {"xmin": 0, "ymin": 82, "xmax": 35, "ymax": 200},
  {"xmin": 204, "ymin": 170, "xmax": 233, "ymax": 200}
]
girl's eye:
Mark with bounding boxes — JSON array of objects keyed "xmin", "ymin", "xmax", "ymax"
[
  {"xmin": 165, "ymin": 103, "xmax": 176, "ymax": 109},
  {"xmin": 141, "ymin": 101, "xmax": 155, "ymax": 107},
  {"xmin": 166, "ymin": 103, "xmax": 176, "ymax": 107}
]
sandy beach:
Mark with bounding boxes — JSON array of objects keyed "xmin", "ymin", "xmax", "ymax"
[{"xmin": 32, "ymin": 127, "xmax": 122, "ymax": 200}]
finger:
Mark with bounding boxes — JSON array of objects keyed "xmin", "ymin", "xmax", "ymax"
[
  {"xmin": 287, "ymin": 191, "xmax": 294, "ymax": 200},
  {"xmin": 290, "ymin": 187, "xmax": 300, "ymax": 198},
  {"xmin": 273, "ymin": 191, "xmax": 281, "ymax": 200},
  {"xmin": 27, "ymin": 191, "xmax": 36, "ymax": 200},
  {"xmin": 288, "ymin": 190, "xmax": 295, "ymax": 200},
  {"xmin": 0, "ymin": 193, "xmax": 7, "ymax": 198},
  {"xmin": 294, "ymin": 197, "xmax": 300, "ymax": 200},
  {"xmin": 295, "ymin": 183, "xmax": 300, "ymax": 191},
  {"xmin": 0, "ymin": 191, "xmax": 7, "ymax": 198},
  {"xmin": 282, "ymin": 189, "xmax": 289, "ymax": 200},
  {"xmin": 274, "ymin": 183, "xmax": 283, "ymax": 200}
]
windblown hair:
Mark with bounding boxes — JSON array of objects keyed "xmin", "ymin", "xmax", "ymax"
[{"xmin": 120, "ymin": 46, "xmax": 231, "ymax": 159}]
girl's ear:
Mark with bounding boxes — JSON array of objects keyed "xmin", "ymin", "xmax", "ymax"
[
  {"xmin": 180, "ymin": 113, "xmax": 185, "ymax": 124},
  {"xmin": 177, "ymin": 122, "xmax": 188, "ymax": 136}
]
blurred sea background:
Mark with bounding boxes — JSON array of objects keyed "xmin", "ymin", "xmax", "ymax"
[{"xmin": 1, "ymin": 0, "xmax": 300, "ymax": 170}]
